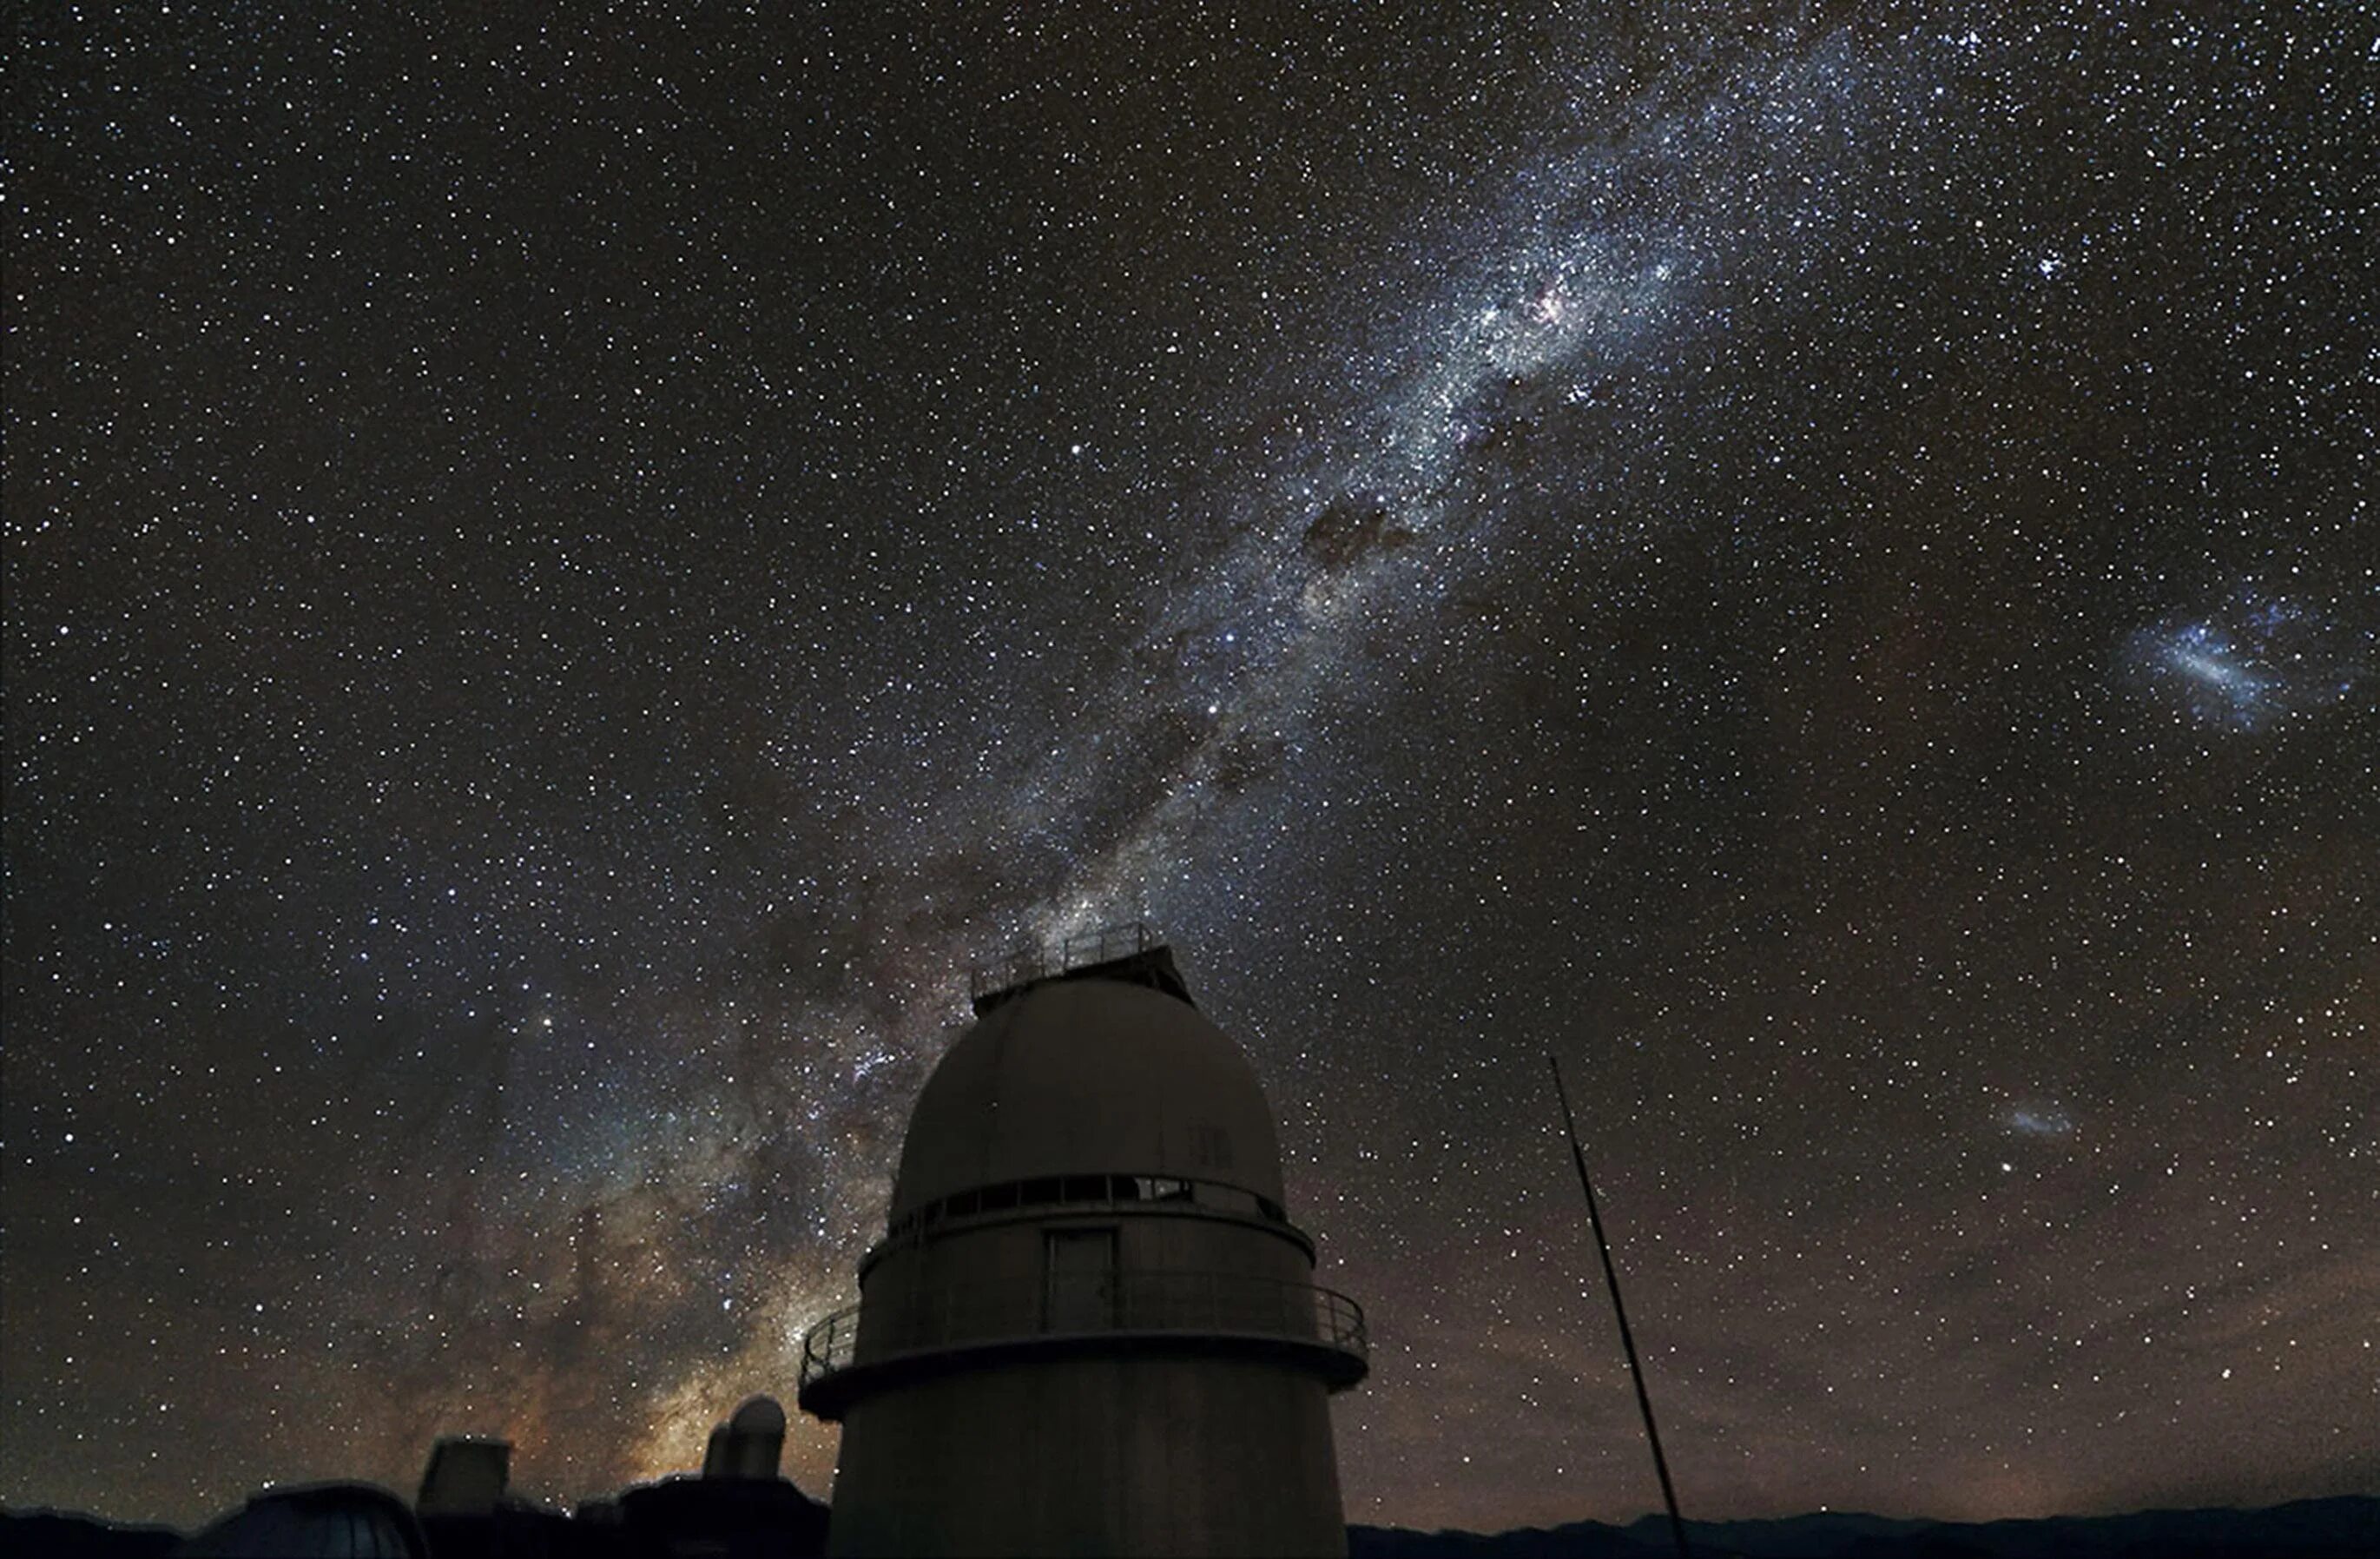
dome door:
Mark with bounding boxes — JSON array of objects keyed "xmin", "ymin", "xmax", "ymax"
[{"xmin": 1043, "ymin": 1227, "xmax": 1117, "ymax": 1332}]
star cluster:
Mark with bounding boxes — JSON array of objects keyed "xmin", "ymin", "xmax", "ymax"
[{"xmin": 4, "ymin": 0, "xmax": 2374, "ymax": 1536}]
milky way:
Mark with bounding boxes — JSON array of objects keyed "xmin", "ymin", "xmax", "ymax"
[{"xmin": 5, "ymin": 0, "xmax": 2375, "ymax": 1535}]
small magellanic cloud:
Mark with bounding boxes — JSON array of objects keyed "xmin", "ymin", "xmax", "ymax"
[{"xmin": 2004, "ymin": 1106, "xmax": 2076, "ymax": 1140}]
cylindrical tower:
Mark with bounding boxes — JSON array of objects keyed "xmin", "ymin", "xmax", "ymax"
[{"xmin": 799, "ymin": 931, "xmax": 1367, "ymax": 1557}]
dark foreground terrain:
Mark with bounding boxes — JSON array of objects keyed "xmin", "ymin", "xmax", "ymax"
[
  {"xmin": 5, "ymin": 1494, "xmax": 2373, "ymax": 1558},
  {"xmin": 1350, "ymin": 1496, "xmax": 2377, "ymax": 1559}
]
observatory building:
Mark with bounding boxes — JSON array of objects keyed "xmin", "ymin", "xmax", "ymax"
[
  {"xmin": 704, "ymin": 1393, "xmax": 790, "ymax": 1479},
  {"xmin": 798, "ymin": 925, "xmax": 1368, "ymax": 1557}
]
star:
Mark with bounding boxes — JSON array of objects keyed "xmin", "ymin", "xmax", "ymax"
[{"xmin": 2, "ymin": 0, "xmax": 2369, "ymax": 1536}]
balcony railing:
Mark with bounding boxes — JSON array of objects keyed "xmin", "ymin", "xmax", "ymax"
[
  {"xmin": 797, "ymin": 1270, "xmax": 1368, "ymax": 1411},
  {"xmin": 968, "ymin": 920, "xmax": 1162, "ymax": 1003}
]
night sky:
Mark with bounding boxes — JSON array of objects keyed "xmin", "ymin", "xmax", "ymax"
[{"xmin": 5, "ymin": 0, "xmax": 2375, "ymax": 1536}]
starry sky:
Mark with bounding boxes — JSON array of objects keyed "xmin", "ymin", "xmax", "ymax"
[{"xmin": 4, "ymin": 0, "xmax": 2375, "ymax": 1536}]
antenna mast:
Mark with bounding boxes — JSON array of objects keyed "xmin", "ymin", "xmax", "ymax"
[{"xmin": 1547, "ymin": 1054, "xmax": 1691, "ymax": 1559}]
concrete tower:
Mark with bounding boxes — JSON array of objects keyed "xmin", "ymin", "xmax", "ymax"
[
  {"xmin": 415, "ymin": 1437, "xmax": 509, "ymax": 1518},
  {"xmin": 799, "ymin": 926, "xmax": 1367, "ymax": 1557},
  {"xmin": 703, "ymin": 1395, "xmax": 788, "ymax": 1479}
]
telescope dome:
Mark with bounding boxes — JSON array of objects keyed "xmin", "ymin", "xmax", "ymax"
[
  {"xmin": 890, "ymin": 975, "xmax": 1285, "ymax": 1218},
  {"xmin": 729, "ymin": 1396, "xmax": 786, "ymax": 1437}
]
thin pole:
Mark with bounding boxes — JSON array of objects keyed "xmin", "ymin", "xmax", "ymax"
[{"xmin": 1548, "ymin": 1054, "xmax": 1691, "ymax": 1559}]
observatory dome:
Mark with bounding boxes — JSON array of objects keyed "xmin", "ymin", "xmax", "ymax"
[
  {"xmin": 729, "ymin": 1395, "xmax": 786, "ymax": 1437},
  {"xmin": 182, "ymin": 1483, "xmax": 427, "ymax": 1559},
  {"xmin": 890, "ymin": 976, "xmax": 1286, "ymax": 1217},
  {"xmin": 806, "ymin": 935, "xmax": 1363, "ymax": 1556}
]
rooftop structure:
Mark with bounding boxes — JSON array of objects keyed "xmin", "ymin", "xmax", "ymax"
[
  {"xmin": 415, "ymin": 1437, "xmax": 510, "ymax": 1519},
  {"xmin": 966, "ymin": 919, "xmax": 1195, "ymax": 1013}
]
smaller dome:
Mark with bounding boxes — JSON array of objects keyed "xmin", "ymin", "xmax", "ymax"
[
  {"xmin": 729, "ymin": 1395, "xmax": 787, "ymax": 1436},
  {"xmin": 181, "ymin": 1483, "xmax": 425, "ymax": 1559}
]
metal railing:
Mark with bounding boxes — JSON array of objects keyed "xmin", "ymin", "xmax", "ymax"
[
  {"xmin": 799, "ymin": 1270, "xmax": 1367, "ymax": 1392},
  {"xmin": 968, "ymin": 921, "xmax": 1161, "ymax": 1003}
]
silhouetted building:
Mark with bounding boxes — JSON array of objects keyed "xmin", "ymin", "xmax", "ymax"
[
  {"xmin": 798, "ymin": 924, "xmax": 1368, "ymax": 1557},
  {"xmin": 700, "ymin": 1397, "xmax": 787, "ymax": 1481},
  {"xmin": 614, "ymin": 1476, "xmax": 827, "ymax": 1559},
  {"xmin": 580, "ymin": 1394, "xmax": 822, "ymax": 1558},
  {"xmin": 416, "ymin": 1440, "xmax": 510, "ymax": 1520}
]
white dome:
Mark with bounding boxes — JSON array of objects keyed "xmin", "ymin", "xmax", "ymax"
[
  {"xmin": 729, "ymin": 1395, "xmax": 787, "ymax": 1436},
  {"xmin": 890, "ymin": 977, "xmax": 1285, "ymax": 1216}
]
